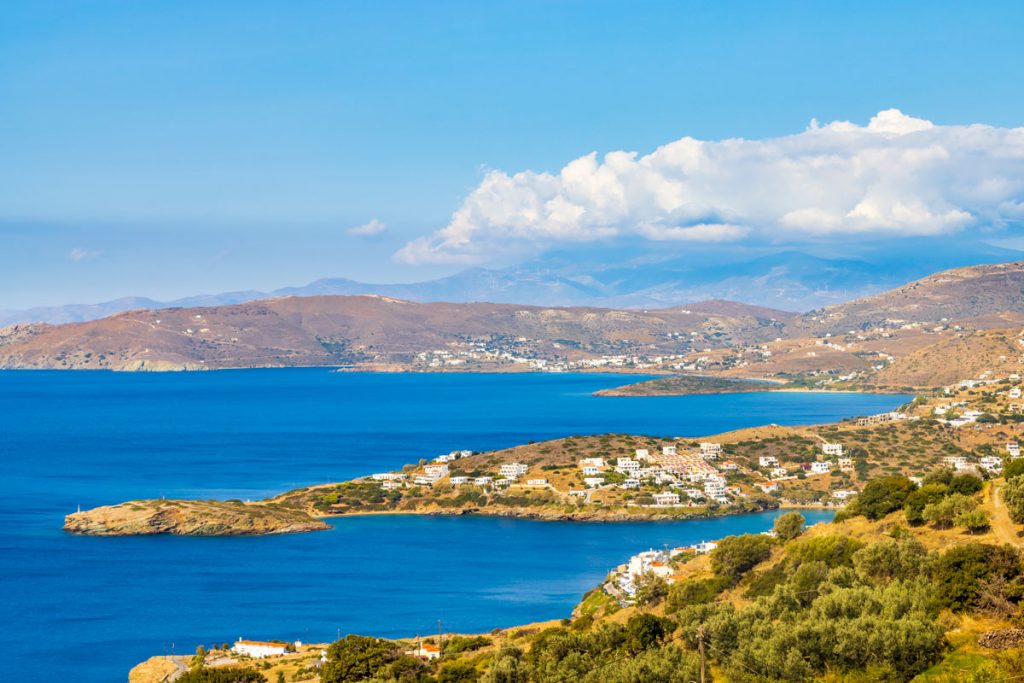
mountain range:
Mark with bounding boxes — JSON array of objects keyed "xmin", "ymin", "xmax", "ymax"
[
  {"xmin": 3, "ymin": 239, "xmax": 1021, "ymax": 327},
  {"xmin": 4, "ymin": 259, "xmax": 1024, "ymax": 373}
]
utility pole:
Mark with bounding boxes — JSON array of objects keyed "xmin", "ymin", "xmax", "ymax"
[{"xmin": 696, "ymin": 626, "xmax": 706, "ymax": 683}]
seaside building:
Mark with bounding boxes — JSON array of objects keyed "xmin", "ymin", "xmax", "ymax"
[{"xmin": 232, "ymin": 639, "xmax": 290, "ymax": 658}]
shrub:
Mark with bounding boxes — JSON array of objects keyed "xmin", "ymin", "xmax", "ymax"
[
  {"xmin": 1004, "ymin": 476, "xmax": 1024, "ymax": 524},
  {"xmin": 932, "ymin": 543, "xmax": 1022, "ymax": 611},
  {"xmin": 710, "ymin": 534, "xmax": 774, "ymax": 583},
  {"xmin": 852, "ymin": 476, "xmax": 917, "ymax": 520},
  {"xmin": 773, "ymin": 511, "xmax": 806, "ymax": 541}
]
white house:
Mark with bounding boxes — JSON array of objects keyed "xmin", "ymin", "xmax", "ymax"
[
  {"xmin": 579, "ymin": 457, "xmax": 605, "ymax": 469},
  {"xmin": 704, "ymin": 478, "xmax": 726, "ymax": 498},
  {"xmin": 810, "ymin": 461, "xmax": 832, "ymax": 475},
  {"xmin": 424, "ymin": 463, "xmax": 449, "ymax": 478},
  {"xmin": 620, "ymin": 479, "xmax": 640, "ymax": 489},
  {"xmin": 584, "ymin": 476, "xmax": 605, "ymax": 488},
  {"xmin": 525, "ymin": 478, "xmax": 548, "ymax": 487},
  {"xmin": 821, "ymin": 443, "xmax": 844, "ymax": 457},
  {"xmin": 232, "ymin": 639, "xmax": 290, "ymax": 658},
  {"xmin": 755, "ymin": 481, "xmax": 779, "ymax": 494},
  {"xmin": 770, "ymin": 466, "xmax": 789, "ymax": 479},
  {"xmin": 473, "ymin": 476, "xmax": 493, "ymax": 486},
  {"xmin": 499, "ymin": 463, "xmax": 529, "ymax": 479},
  {"xmin": 370, "ymin": 472, "xmax": 406, "ymax": 481},
  {"xmin": 616, "ymin": 458, "xmax": 641, "ymax": 473},
  {"xmin": 634, "ymin": 449, "xmax": 650, "ymax": 460},
  {"xmin": 662, "ymin": 446, "xmax": 677, "ymax": 456},
  {"xmin": 382, "ymin": 480, "xmax": 404, "ymax": 490},
  {"xmin": 407, "ymin": 643, "xmax": 441, "ymax": 661},
  {"xmin": 568, "ymin": 489, "xmax": 588, "ymax": 498},
  {"xmin": 581, "ymin": 466, "xmax": 602, "ymax": 476},
  {"xmin": 449, "ymin": 476, "xmax": 470, "ymax": 486},
  {"xmin": 652, "ymin": 492, "xmax": 680, "ymax": 506},
  {"xmin": 1010, "ymin": 387, "xmax": 1022, "ymax": 399},
  {"xmin": 838, "ymin": 457, "xmax": 854, "ymax": 472},
  {"xmin": 980, "ymin": 456, "xmax": 1004, "ymax": 473},
  {"xmin": 943, "ymin": 455, "xmax": 970, "ymax": 471},
  {"xmin": 1008, "ymin": 443, "xmax": 1021, "ymax": 459},
  {"xmin": 700, "ymin": 442, "xmax": 723, "ymax": 459},
  {"xmin": 832, "ymin": 490, "xmax": 858, "ymax": 501},
  {"xmin": 759, "ymin": 456, "xmax": 779, "ymax": 468}
]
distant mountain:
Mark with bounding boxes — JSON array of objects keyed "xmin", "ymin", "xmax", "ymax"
[
  {"xmin": 2, "ymin": 240, "xmax": 1021, "ymax": 326},
  {"xmin": 0, "ymin": 297, "xmax": 794, "ymax": 371}
]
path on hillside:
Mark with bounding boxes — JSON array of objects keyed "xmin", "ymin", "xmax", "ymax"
[{"xmin": 989, "ymin": 482, "xmax": 1022, "ymax": 547}]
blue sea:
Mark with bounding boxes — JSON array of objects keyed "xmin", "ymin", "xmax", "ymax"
[{"xmin": 0, "ymin": 370, "xmax": 909, "ymax": 681}]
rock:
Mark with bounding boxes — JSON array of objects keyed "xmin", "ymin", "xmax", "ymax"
[
  {"xmin": 978, "ymin": 629, "xmax": 1024, "ymax": 650},
  {"xmin": 65, "ymin": 499, "xmax": 330, "ymax": 536}
]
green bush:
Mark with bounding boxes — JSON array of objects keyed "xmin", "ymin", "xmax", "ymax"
[{"xmin": 710, "ymin": 534, "xmax": 774, "ymax": 583}]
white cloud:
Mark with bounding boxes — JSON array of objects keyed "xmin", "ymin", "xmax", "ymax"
[
  {"xmin": 396, "ymin": 109, "xmax": 1024, "ymax": 264},
  {"xmin": 348, "ymin": 218, "xmax": 387, "ymax": 237},
  {"xmin": 68, "ymin": 247, "xmax": 101, "ymax": 262}
]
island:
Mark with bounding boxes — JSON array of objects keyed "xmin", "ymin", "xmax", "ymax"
[
  {"xmin": 593, "ymin": 374, "xmax": 779, "ymax": 396},
  {"xmin": 64, "ymin": 498, "xmax": 329, "ymax": 536}
]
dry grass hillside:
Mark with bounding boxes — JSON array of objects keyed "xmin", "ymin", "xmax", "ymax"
[{"xmin": 0, "ymin": 296, "xmax": 792, "ymax": 370}]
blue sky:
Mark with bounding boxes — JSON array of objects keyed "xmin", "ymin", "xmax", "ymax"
[{"xmin": 2, "ymin": 1, "xmax": 1024, "ymax": 308}]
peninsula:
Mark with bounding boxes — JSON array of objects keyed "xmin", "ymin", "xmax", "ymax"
[{"xmin": 67, "ymin": 367, "xmax": 1024, "ymax": 537}]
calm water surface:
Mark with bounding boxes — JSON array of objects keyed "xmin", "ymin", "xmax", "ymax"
[{"xmin": 0, "ymin": 370, "xmax": 907, "ymax": 681}]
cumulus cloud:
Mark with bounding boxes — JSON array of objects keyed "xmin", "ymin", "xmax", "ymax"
[
  {"xmin": 395, "ymin": 109, "xmax": 1024, "ymax": 264},
  {"xmin": 348, "ymin": 218, "xmax": 387, "ymax": 237}
]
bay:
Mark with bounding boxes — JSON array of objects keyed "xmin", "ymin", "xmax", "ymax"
[{"xmin": 0, "ymin": 370, "xmax": 907, "ymax": 681}]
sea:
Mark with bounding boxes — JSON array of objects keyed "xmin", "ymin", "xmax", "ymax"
[{"xmin": 0, "ymin": 369, "xmax": 910, "ymax": 681}]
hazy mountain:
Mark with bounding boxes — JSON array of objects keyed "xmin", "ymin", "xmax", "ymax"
[{"xmin": 2, "ymin": 239, "xmax": 1021, "ymax": 326}]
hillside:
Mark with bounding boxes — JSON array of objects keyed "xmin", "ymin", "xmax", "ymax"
[
  {"xmin": 0, "ymin": 296, "xmax": 792, "ymax": 371},
  {"xmin": 801, "ymin": 260, "xmax": 1024, "ymax": 333}
]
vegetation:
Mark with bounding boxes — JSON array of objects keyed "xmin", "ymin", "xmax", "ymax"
[{"xmin": 177, "ymin": 668, "xmax": 266, "ymax": 683}]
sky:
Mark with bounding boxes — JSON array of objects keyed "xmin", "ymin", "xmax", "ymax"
[{"xmin": 2, "ymin": 1, "xmax": 1024, "ymax": 309}]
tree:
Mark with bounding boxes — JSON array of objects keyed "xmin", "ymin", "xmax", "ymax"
[
  {"xmin": 711, "ymin": 534, "xmax": 774, "ymax": 583},
  {"xmin": 957, "ymin": 507, "xmax": 991, "ymax": 534},
  {"xmin": 773, "ymin": 511, "xmax": 806, "ymax": 541},
  {"xmin": 321, "ymin": 635, "xmax": 401, "ymax": 683},
  {"xmin": 276, "ymin": 672, "xmax": 285, "ymax": 683},
  {"xmin": 634, "ymin": 572, "xmax": 669, "ymax": 606},
  {"xmin": 482, "ymin": 645, "xmax": 527, "ymax": 683},
  {"xmin": 932, "ymin": 543, "xmax": 1023, "ymax": 611},
  {"xmin": 624, "ymin": 613, "xmax": 670, "ymax": 654},
  {"xmin": 1004, "ymin": 476, "xmax": 1024, "ymax": 524},
  {"xmin": 923, "ymin": 493, "xmax": 977, "ymax": 529},
  {"xmin": 1004, "ymin": 459, "xmax": 1024, "ymax": 480},
  {"xmin": 437, "ymin": 660, "xmax": 480, "ymax": 683},
  {"xmin": 903, "ymin": 484, "xmax": 949, "ymax": 526},
  {"xmin": 852, "ymin": 476, "xmax": 917, "ymax": 520},
  {"xmin": 948, "ymin": 474, "xmax": 983, "ymax": 495}
]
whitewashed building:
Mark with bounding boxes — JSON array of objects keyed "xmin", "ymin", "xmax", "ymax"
[
  {"xmin": 652, "ymin": 492, "xmax": 680, "ymax": 506},
  {"xmin": 499, "ymin": 463, "xmax": 529, "ymax": 479},
  {"xmin": 699, "ymin": 442, "xmax": 723, "ymax": 459},
  {"xmin": 232, "ymin": 639, "xmax": 290, "ymax": 658}
]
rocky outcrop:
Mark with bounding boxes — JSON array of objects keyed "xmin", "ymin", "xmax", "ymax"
[
  {"xmin": 65, "ymin": 499, "xmax": 330, "ymax": 536},
  {"xmin": 979, "ymin": 629, "xmax": 1024, "ymax": 650}
]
